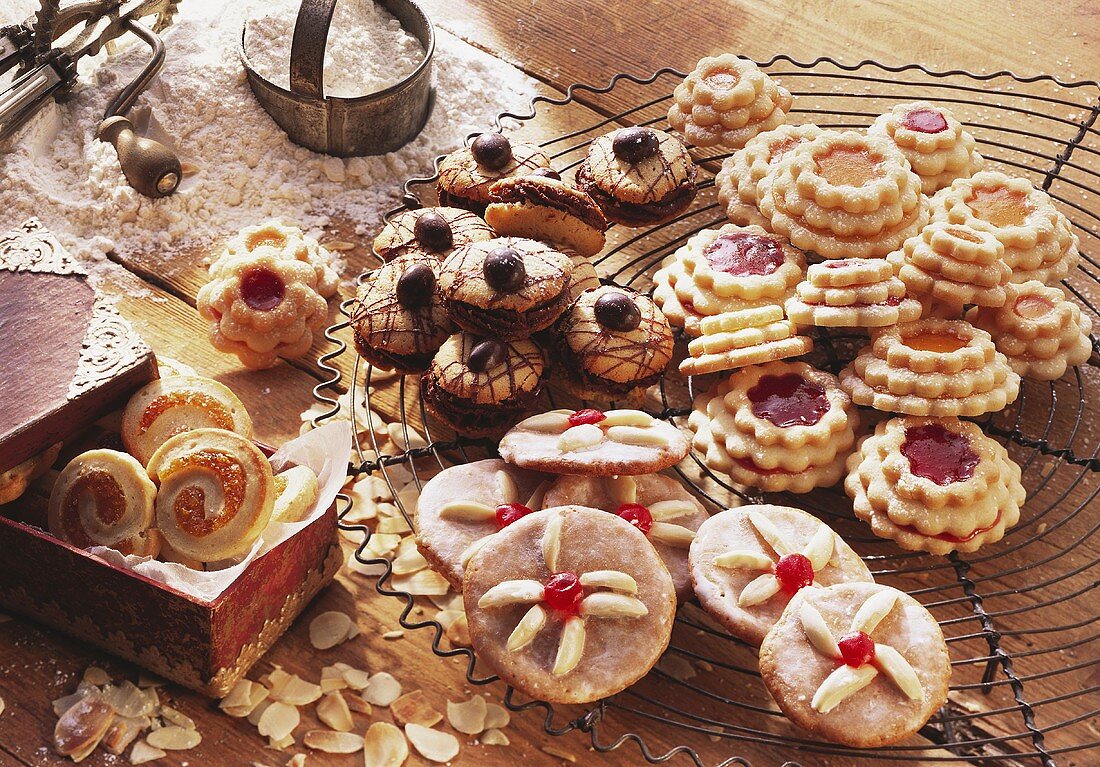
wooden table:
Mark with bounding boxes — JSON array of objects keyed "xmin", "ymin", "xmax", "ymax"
[{"xmin": 1, "ymin": 2, "xmax": 1097, "ymax": 766}]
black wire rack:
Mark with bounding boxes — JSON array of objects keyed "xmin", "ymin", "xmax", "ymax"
[{"xmin": 311, "ymin": 57, "xmax": 1100, "ymax": 767}]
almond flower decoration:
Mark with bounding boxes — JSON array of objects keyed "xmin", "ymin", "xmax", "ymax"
[
  {"xmin": 800, "ymin": 589, "xmax": 923, "ymax": 713},
  {"xmin": 604, "ymin": 475, "xmax": 697, "ymax": 548},
  {"xmin": 713, "ymin": 510, "xmax": 835, "ymax": 606},
  {"xmin": 519, "ymin": 408, "xmax": 673, "ymax": 452},
  {"xmin": 476, "ymin": 514, "xmax": 649, "ymax": 676},
  {"xmin": 436, "ymin": 470, "xmax": 549, "ymax": 567}
]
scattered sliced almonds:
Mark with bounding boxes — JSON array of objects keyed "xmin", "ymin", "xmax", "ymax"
[
  {"xmin": 481, "ymin": 728, "xmax": 509, "ymax": 746},
  {"xmin": 363, "ymin": 672, "xmax": 403, "ymax": 706},
  {"xmin": 146, "ymin": 725, "xmax": 202, "ymax": 751},
  {"xmin": 446, "ymin": 695, "xmax": 487, "ymax": 735},
  {"xmin": 302, "ymin": 730, "xmax": 364, "ymax": 753},
  {"xmin": 391, "ymin": 690, "xmax": 442, "ymax": 727},
  {"xmin": 286, "ymin": 755, "xmax": 307, "ymax": 767},
  {"xmin": 405, "ymin": 723, "xmax": 459, "ymax": 763},
  {"xmin": 542, "ymin": 744, "xmax": 577, "ymax": 762},
  {"xmin": 316, "ymin": 692, "xmax": 353, "ymax": 732},
  {"xmin": 363, "ymin": 721, "xmax": 408, "ymax": 767},
  {"xmin": 129, "ymin": 740, "xmax": 166, "ymax": 765},
  {"xmin": 257, "ymin": 701, "xmax": 300, "ymax": 742},
  {"xmin": 483, "ymin": 703, "xmax": 510, "ymax": 730},
  {"xmin": 309, "ymin": 612, "xmax": 357, "ymax": 650}
]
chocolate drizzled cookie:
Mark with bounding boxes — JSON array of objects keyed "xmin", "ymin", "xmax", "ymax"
[
  {"xmin": 373, "ymin": 206, "xmax": 494, "ymax": 262},
  {"xmin": 437, "ymin": 133, "xmax": 552, "ymax": 214}
]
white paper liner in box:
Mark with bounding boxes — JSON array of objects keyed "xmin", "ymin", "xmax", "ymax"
[{"xmin": 90, "ymin": 421, "xmax": 352, "ymax": 602}]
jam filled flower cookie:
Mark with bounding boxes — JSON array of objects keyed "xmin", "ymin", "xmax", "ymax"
[
  {"xmin": 463, "ymin": 506, "xmax": 676, "ymax": 704},
  {"xmin": 499, "ymin": 408, "xmax": 690, "ymax": 477},
  {"xmin": 576, "ymin": 126, "xmax": 698, "ymax": 227},
  {"xmin": 759, "ymin": 583, "xmax": 950, "ymax": 747},
  {"xmin": 414, "ymin": 459, "xmax": 551, "ymax": 589},
  {"xmin": 679, "ymin": 305, "xmax": 813, "ymax": 377},
  {"xmin": 553, "ymin": 286, "xmax": 674, "ymax": 402},
  {"xmin": 868, "ymin": 101, "xmax": 983, "ymax": 194},
  {"xmin": 845, "ymin": 415, "xmax": 1024, "ymax": 554},
  {"xmin": 437, "ymin": 133, "xmax": 552, "ymax": 214},
  {"xmin": 439, "ymin": 237, "xmax": 573, "ymax": 340},
  {"xmin": 121, "ymin": 376, "xmax": 253, "ymax": 466},
  {"xmin": 930, "ymin": 171, "xmax": 1079, "ymax": 285},
  {"xmin": 215, "ymin": 220, "xmax": 340, "ymax": 298},
  {"xmin": 687, "ymin": 361, "xmax": 859, "ymax": 493},
  {"xmin": 715, "ymin": 124, "xmax": 826, "ymax": 227},
  {"xmin": 421, "ymin": 333, "xmax": 546, "ymax": 437},
  {"xmin": 786, "ymin": 257, "xmax": 923, "ymax": 328},
  {"xmin": 759, "ymin": 131, "xmax": 930, "ymax": 259},
  {"xmin": 689, "ymin": 506, "xmax": 872, "ymax": 646},
  {"xmin": 667, "ymin": 54, "xmax": 793, "ymax": 149},
  {"xmin": 372, "ymin": 207, "xmax": 494, "ymax": 262},
  {"xmin": 888, "ymin": 221, "xmax": 1011, "ymax": 313},
  {"xmin": 542, "ymin": 474, "xmax": 709, "ymax": 601},
  {"xmin": 351, "ymin": 255, "xmax": 453, "ymax": 373},
  {"xmin": 48, "ymin": 449, "xmax": 159, "ymax": 556},
  {"xmin": 967, "ymin": 281, "xmax": 1094, "ymax": 381},
  {"xmin": 839, "ymin": 318, "xmax": 1021, "ymax": 417},
  {"xmin": 485, "ymin": 175, "xmax": 608, "ymax": 258}
]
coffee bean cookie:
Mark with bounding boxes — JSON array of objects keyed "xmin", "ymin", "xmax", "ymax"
[
  {"xmin": 485, "ymin": 175, "xmax": 608, "ymax": 257},
  {"xmin": 372, "ymin": 207, "xmax": 494, "ymax": 262},
  {"xmin": 438, "ymin": 133, "xmax": 552, "ymax": 214}
]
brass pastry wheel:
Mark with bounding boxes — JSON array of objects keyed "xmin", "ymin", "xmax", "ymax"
[{"xmin": 313, "ymin": 58, "xmax": 1100, "ymax": 766}]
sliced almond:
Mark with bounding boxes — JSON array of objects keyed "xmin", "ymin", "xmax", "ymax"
[
  {"xmin": 802, "ymin": 525, "xmax": 835, "ymax": 572},
  {"xmin": 579, "ymin": 570, "xmax": 637, "ymax": 594},
  {"xmin": 376, "ymin": 516, "xmax": 413, "ymax": 535},
  {"xmin": 391, "ymin": 548, "xmax": 429, "ymax": 576},
  {"xmin": 101, "ymin": 715, "xmax": 148, "ymax": 755},
  {"xmin": 286, "ymin": 755, "xmax": 308, "ymax": 767},
  {"xmin": 363, "ymin": 673, "xmax": 402, "ymax": 707},
  {"xmin": 438, "ymin": 500, "xmax": 496, "ymax": 522},
  {"xmin": 310, "ymin": 612, "xmax": 356, "ymax": 650},
  {"xmin": 83, "ymin": 667, "xmax": 111, "ymax": 686},
  {"xmin": 541, "ymin": 745, "xmax": 577, "ymax": 762},
  {"xmin": 324, "ymin": 240, "xmax": 356, "ymax": 252},
  {"xmin": 247, "ymin": 699, "xmax": 273, "ymax": 727},
  {"xmin": 363, "ymin": 721, "xmax": 408, "ymax": 767},
  {"xmin": 850, "ymin": 589, "xmax": 899, "ymax": 635},
  {"xmin": 257, "ymin": 701, "xmax": 300, "ymax": 742},
  {"xmin": 316, "ymin": 692, "xmax": 353, "ymax": 732},
  {"xmin": 477, "ymin": 579, "xmax": 544, "ymax": 608},
  {"xmin": 810, "ymin": 664, "xmax": 878, "ymax": 714},
  {"xmin": 579, "ymin": 593, "xmax": 648, "ymax": 618},
  {"xmin": 647, "ymin": 522, "xmax": 695, "ymax": 548},
  {"xmin": 606, "ymin": 475, "xmax": 637, "ymax": 505},
  {"xmin": 404, "ymin": 724, "xmax": 459, "ymax": 763},
  {"xmin": 495, "ymin": 470, "xmax": 518, "ymax": 504},
  {"xmin": 160, "ymin": 705, "xmax": 195, "ymax": 730},
  {"xmin": 713, "ymin": 549, "xmax": 773, "ymax": 570},
  {"xmin": 605, "ymin": 425, "xmax": 667, "ymax": 447},
  {"xmin": 390, "ymin": 690, "xmax": 441, "ymax": 728},
  {"xmin": 273, "ymin": 676, "xmax": 323, "ymax": 706},
  {"xmin": 130, "ymin": 740, "xmax": 167, "ymax": 765},
  {"xmin": 54, "ymin": 695, "xmax": 114, "ymax": 760},
  {"xmin": 392, "ymin": 569, "xmax": 450, "ymax": 596},
  {"xmin": 506, "ymin": 604, "xmax": 546, "ymax": 652},
  {"xmin": 382, "ymin": 630, "xmax": 405, "ymax": 640},
  {"xmin": 387, "ymin": 423, "xmax": 428, "ymax": 450},
  {"xmin": 444, "ymin": 612, "xmax": 471, "ymax": 647},
  {"xmin": 303, "ymin": 730, "xmax": 364, "ymax": 753},
  {"xmin": 747, "ymin": 511, "xmax": 794, "ymax": 557},
  {"xmin": 221, "ymin": 680, "xmax": 268, "ymax": 718},
  {"xmin": 53, "ymin": 688, "xmax": 92, "ymax": 717},
  {"xmin": 460, "ymin": 536, "xmax": 490, "ymax": 567},
  {"xmin": 518, "ymin": 411, "xmax": 571, "ymax": 433},
  {"xmin": 483, "ymin": 703, "xmax": 510, "ymax": 730},
  {"xmin": 446, "ymin": 695, "xmax": 487, "ymax": 735},
  {"xmin": 481, "ymin": 728, "xmax": 509, "ymax": 746},
  {"xmin": 0, "ymin": 695, "xmax": 4, "ymax": 716},
  {"xmin": 557, "ymin": 423, "xmax": 603, "ymax": 452},
  {"xmin": 874, "ymin": 643, "xmax": 923, "ymax": 700},
  {"xmin": 269, "ymin": 733, "xmax": 296, "ymax": 750},
  {"xmin": 146, "ymin": 725, "xmax": 201, "ymax": 751},
  {"xmin": 320, "ymin": 666, "xmax": 349, "ymax": 693},
  {"xmin": 656, "ymin": 654, "xmax": 697, "ymax": 681},
  {"xmin": 552, "ymin": 616, "xmax": 585, "ymax": 677},
  {"xmin": 341, "ymin": 690, "xmax": 372, "ymax": 715},
  {"xmin": 737, "ymin": 573, "xmax": 781, "ymax": 607},
  {"xmin": 601, "ymin": 409, "xmax": 654, "ymax": 427},
  {"xmin": 365, "ymin": 533, "xmax": 401, "ymax": 558},
  {"xmin": 800, "ymin": 602, "xmax": 841, "ymax": 660},
  {"xmin": 340, "ymin": 666, "xmax": 372, "ymax": 691},
  {"xmin": 647, "ymin": 500, "xmax": 695, "ymax": 521}
]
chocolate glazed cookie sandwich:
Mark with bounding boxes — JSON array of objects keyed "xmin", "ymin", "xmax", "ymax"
[
  {"xmin": 437, "ymin": 132, "xmax": 552, "ymax": 214},
  {"xmin": 372, "ymin": 206, "xmax": 494, "ymax": 262},
  {"xmin": 439, "ymin": 237, "xmax": 574, "ymax": 340},
  {"xmin": 485, "ymin": 174, "xmax": 608, "ymax": 258},
  {"xmin": 576, "ymin": 126, "xmax": 698, "ymax": 227},
  {"xmin": 421, "ymin": 332, "xmax": 546, "ymax": 437}
]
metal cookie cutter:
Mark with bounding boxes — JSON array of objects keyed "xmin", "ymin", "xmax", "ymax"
[{"xmin": 239, "ymin": 0, "xmax": 434, "ymax": 157}]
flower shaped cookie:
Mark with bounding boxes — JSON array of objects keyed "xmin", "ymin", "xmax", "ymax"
[
  {"xmin": 889, "ymin": 221, "xmax": 1011, "ymax": 312},
  {"xmin": 216, "ymin": 220, "xmax": 340, "ymax": 298},
  {"xmin": 869, "ymin": 101, "xmax": 983, "ymax": 193},
  {"xmin": 786, "ymin": 257, "xmax": 923, "ymax": 328}
]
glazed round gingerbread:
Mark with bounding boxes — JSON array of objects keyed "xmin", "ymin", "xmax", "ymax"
[{"xmin": 464, "ymin": 506, "xmax": 676, "ymax": 704}]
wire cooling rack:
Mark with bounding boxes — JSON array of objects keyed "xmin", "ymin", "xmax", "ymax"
[{"xmin": 312, "ymin": 57, "xmax": 1100, "ymax": 766}]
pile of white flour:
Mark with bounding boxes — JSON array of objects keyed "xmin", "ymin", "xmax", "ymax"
[{"xmin": 0, "ymin": 0, "xmax": 536, "ymax": 281}]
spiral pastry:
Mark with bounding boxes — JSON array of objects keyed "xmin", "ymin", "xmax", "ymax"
[
  {"xmin": 147, "ymin": 428, "xmax": 275, "ymax": 562},
  {"xmin": 121, "ymin": 376, "xmax": 253, "ymax": 466},
  {"xmin": 48, "ymin": 450, "xmax": 157, "ymax": 552}
]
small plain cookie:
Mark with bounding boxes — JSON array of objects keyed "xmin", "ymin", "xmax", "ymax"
[
  {"xmin": 463, "ymin": 506, "xmax": 676, "ymax": 704},
  {"xmin": 485, "ymin": 175, "xmax": 608, "ymax": 257},
  {"xmin": 679, "ymin": 305, "xmax": 813, "ymax": 377},
  {"xmin": 271, "ymin": 465, "xmax": 319, "ymax": 524},
  {"xmin": 869, "ymin": 101, "xmax": 983, "ymax": 194},
  {"xmin": 372, "ymin": 207, "xmax": 494, "ymax": 262},
  {"xmin": 786, "ymin": 257, "xmax": 923, "ymax": 328}
]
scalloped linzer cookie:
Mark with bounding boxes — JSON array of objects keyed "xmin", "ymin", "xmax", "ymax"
[
  {"xmin": 216, "ymin": 220, "xmax": 340, "ymax": 298},
  {"xmin": 839, "ymin": 318, "xmax": 1020, "ymax": 417},
  {"xmin": 689, "ymin": 506, "xmax": 872, "ymax": 646},
  {"xmin": 889, "ymin": 221, "xmax": 1011, "ymax": 313},
  {"xmin": 575, "ymin": 126, "xmax": 698, "ymax": 227},
  {"xmin": 541, "ymin": 474, "xmax": 710, "ymax": 601},
  {"xmin": 930, "ymin": 171, "xmax": 1079, "ymax": 285},
  {"xmin": 667, "ymin": 54, "xmax": 793, "ymax": 149},
  {"xmin": 759, "ymin": 583, "xmax": 951, "ymax": 747},
  {"xmin": 687, "ymin": 361, "xmax": 859, "ymax": 493},
  {"xmin": 485, "ymin": 175, "xmax": 608, "ymax": 258},
  {"xmin": 499, "ymin": 407, "xmax": 690, "ymax": 477},
  {"xmin": 715, "ymin": 124, "xmax": 826, "ymax": 227},
  {"xmin": 844, "ymin": 416, "xmax": 1024, "ymax": 554},
  {"xmin": 463, "ymin": 506, "xmax": 677, "ymax": 704},
  {"xmin": 786, "ymin": 257, "xmax": 923, "ymax": 328},
  {"xmin": 437, "ymin": 133, "xmax": 552, "ymax": 214},
  {"xmin": 869, "ymin": 101, "xmax": 983, "ymax": 194},
  {"xmin": 372, "ymin": 206, "xmax": 495, "ymax": 262},
  {"xmin": 759, "ymin": 130, "xmax": 930, "ymax": 259},
  {"xmin": 415, "ymin": 459, "xmax": 551, "ymax": 589},
  {"xmin": 967, "ymin": 281, "xmax": 1094, "ymax": 380},
  {"xmin": 679, "ymin": 305, "xmax": 812, "ymax": 377}
]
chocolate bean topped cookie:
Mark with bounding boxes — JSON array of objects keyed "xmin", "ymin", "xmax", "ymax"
[
  {"xmin": 373, "ymin": 206, "xmax": 494, "ymax": 262},
  {"xmin": 438, "ymin": 134, "xmax": 552, "ymax": 214}
]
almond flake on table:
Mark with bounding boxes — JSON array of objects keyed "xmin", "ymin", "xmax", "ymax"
[
  {"xmin": 542, "ymin": 745, "xmax": 577, "ymax": 763},
  {"xmin": 484, "ymin": 702, "xmax": 511, "ymax": 730},
  {"xmin": 391, "ymin": 547, "xmax": 430, "ymax": 575},
  {"xmin": 392, "ymin": 568, "xmax": 450, "ymax": 596},
  {"xmin": 130, "ymin": 740, "xmax": 167, "ymax": 765},
  {"xmin": 303, "ymin": 730, "xmax": 365, "ymax": 753},
  {"xmin": 285, "ymin": 755, "xmax": 307, "ymax": 767},
  {"xmin": 482, "ymin": 728, "xmax": 510, "ymax": 746},
  {"xmin": 320, "ymin": 666, "xmax": 349, "ymax": 693},
  {"xmin": 341, "ymin": 689, "xmax": 373, "ymax": 715},
  {"xmin": 382, "ymin": 629, "xmax": 406, "ymax": 640},
  {"xmin": 363, "ymin": 721, "xmax": 409, "ymax": 767},
  {"xmin": 363, "ymin": 672, "xmax": 403, "ymax": 706},
  {"xmin": 145, "ymin": 725, "xmax": 202, "ymax": 751},
  {"xmin": 309, "ymin": 611, "xmax": 357, "ymax": 650},
  {"xmin": 405, "ymin": 723, "xmax": 460, "ymax": 763},
  {"xmin": 391, "ymin": 690, "xmax": 442, "ymax": 727},
  {"xmin": 220, "ymin": 679, "xmax": 269, "ymax": 717},
  {"xmin": 316, "ymin": 692, "xmax": 354, "ymax": 732},
  {"xmin": 257, "ymin": 701, "xmax": 300, "ymax": 742},
  {"xmin": 447, "ymin": 695, "xmax": 487, "ymax": 734}
]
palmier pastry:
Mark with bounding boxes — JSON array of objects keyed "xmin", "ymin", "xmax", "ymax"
[
  {"xmin": 121, "ymin": 376, "xmax": 253, "ymax": 466},
  {"xmin": 146, "ymin": 428, "xmax": 275, "ymax": 562}
]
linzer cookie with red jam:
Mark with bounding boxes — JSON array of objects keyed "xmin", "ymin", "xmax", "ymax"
[
  {"xmin": 372, "ymin": 207, "xmax": 494, "ymax": 262},
  {"xmin": 121, "ymin": 375, "xmax": 253, "ymax": 465},
  {"xmin": 786, "ymin": 258, "xmax": 923, "ymax": 328},
  {"xmin": 499, "ymin": 408, "xmax": 690, "ymax": 476},
  {"xmin": 421, "ymin": 333, "xmax": 546, "ymax": 437},
  {"xmin": 485, "ymin": 174, "xmax": 608, "ymax": 257},
  {"xmin": 689, "ymin": 506, "xmax": 872, "ymax": 646},
  {"xmin": 845, "ymin": 416, "xmax": 1024, "ymax": 554},
  {"xmin": 687, "ymin": 361, "xmax": 858, "ymax": 492},
  {"xmin": 439, "ymin": 237, "xmax": 573, "ymax": 340},
  {"xmin": 216, "ymin": 220, "xmax": 340, "ymax": 298},
  {"xmin": 552, "ymin": 286, "xmax": 674, "ymax": 402},
  {"xmin": 350, "ymin": 255, "xmax": 452, "ymax": 373},
  {"xmin": 839, "ymin": 318, "xmax": 1020, "ymax": 417},
  {"xmin": 437, "ymin": 133, "xmax": 552, "ymax": 214},
  {"xmin": 463, "ymin": 506, "xmax": 676, "ymax": 704},
  {"xmin": 576, "ymin": 126, "xmax": 698, "ymax": 227},
  {"xmin": 869, "ymin": 101, "xmax": 983, "ymax": 194},
  {"xmin": 759, "ymin": 583, "xmax": 951, "ymax": 747},
  {"xmin": 414, "ymin": 459, "xmax": 551, "ymax": 589},
  {"xmin": 667, "ymin": 54, "xmax": 793, "ymax": 149},
  {"xmin": 715, "ymin": 124, "xmax": 826, "ymax": 227},
  {"xmin": 542, "ymin": 474, "xmax": 710, "ymax": 601},
  {"xmin": 759, "ymin": 131, "xmax": 930, "ymax": 259},
  {"xmin": 679, "ymin": 305, "xmax": 812, "ymax": 377},
  {"xmin": 930, "ymin": 170, "xmax": 1079, "ymax": 285},
  {"xmin": 967, "ymin": 281, "xmax": 1094, "ymax": 381}
]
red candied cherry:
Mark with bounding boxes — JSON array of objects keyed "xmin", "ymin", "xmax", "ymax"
[
  {"xmin": 773, "ymin": 553, "xmax": 815, "ymax": 594},
  {"xmin": 495, "ymin": 502, "xmax": 534, "ymax": 528},
  {"xmin": 568, "ymin": 408, "xmax": 606, "ymax": 427},
  {"xmin": 837, "ymin": 631, "xmax": 876, "ymax": 667},
  {"xmin": 543, "ymin": 572, "xmax": 584, "ymax": 614},
  {"xmin": 616, "ymin": 503, "xmax": 654, "ymax": 535}
]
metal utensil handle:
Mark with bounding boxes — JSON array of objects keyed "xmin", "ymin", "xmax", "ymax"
[
  {"xmin": 288, "ymin": 0, "xmax": 339, "ymax": 99},
  {"xmin": 0, "ymin": 58, "xmax": 67, "ymax": 142}
]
